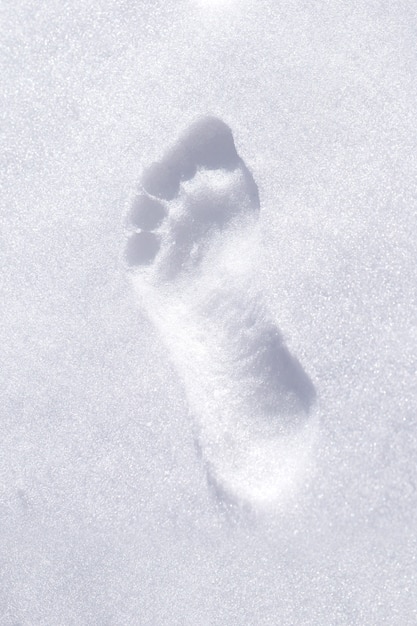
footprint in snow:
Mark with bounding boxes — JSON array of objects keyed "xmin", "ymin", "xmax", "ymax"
[{"xmin": 125, "ymin": 116, "xmax": 317, "ymax": 509}]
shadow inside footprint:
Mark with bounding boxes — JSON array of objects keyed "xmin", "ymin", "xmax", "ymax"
[
  {"xmin": 242, "ymin": 323, "xmax": 316, "ymax": 426},
  {"xmin": 267, "ymin": 334, "xmax": 316, "ymax": 413}
]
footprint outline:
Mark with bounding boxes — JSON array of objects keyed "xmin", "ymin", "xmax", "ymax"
[{"xmin": 125, "ymin": 115, "xmax": 317, "ymax": 509}]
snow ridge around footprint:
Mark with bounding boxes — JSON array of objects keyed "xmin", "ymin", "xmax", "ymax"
[{"xmin": 125, "ymin": 116, "xmax": 317, "ymax": 509}]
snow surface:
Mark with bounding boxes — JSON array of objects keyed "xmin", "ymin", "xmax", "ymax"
[{"xmin": 1, "ymin": 0, "xmax": 417, "ymax": 624}]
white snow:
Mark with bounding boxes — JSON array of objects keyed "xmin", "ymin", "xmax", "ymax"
[{"xmin": 1, "ymin": 0, "xmax": 417, "ymax": 624}]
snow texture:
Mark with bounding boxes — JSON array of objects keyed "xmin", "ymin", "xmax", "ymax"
[{"xmin": 1, "ymin": 0, "xmax": 417, "ymax": 624}]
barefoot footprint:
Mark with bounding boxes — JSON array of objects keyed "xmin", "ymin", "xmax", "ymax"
[{"xmin": 125, "ymin": 116, "xmax": 317, "ymax": 508}]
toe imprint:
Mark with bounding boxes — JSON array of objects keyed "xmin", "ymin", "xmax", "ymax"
[{"xmin": 129, "ymin": 195, "xmax": 166, "ymax": 231}]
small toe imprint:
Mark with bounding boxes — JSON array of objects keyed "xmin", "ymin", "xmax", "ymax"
[
  {"xmin": 129, "ymin": 195, "xmax": 166, "ymax": 230},
  {"xmin": 126, "ymin": 231, "xmax": 160, "ymax": 266}
]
